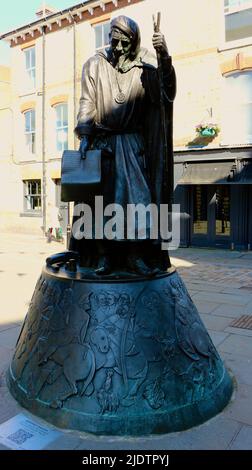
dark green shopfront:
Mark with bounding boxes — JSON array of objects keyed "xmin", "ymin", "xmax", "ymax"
[{"xmin": 174, "ymin": 148, "xmax": 252, "ymax": 250}]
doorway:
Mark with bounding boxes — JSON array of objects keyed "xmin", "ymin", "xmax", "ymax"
[
  {"xmin": 191, "ymin": 185, "xmax": 231, "ymax": 247},
  {"xmin": 248, "ymin": 186, "xmax": 252, "ymax": 248}
]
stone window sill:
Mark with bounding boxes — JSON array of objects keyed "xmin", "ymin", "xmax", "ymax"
[{"xmin": 20, "ymin": 212, "xmax": 42, "ymax": 218}]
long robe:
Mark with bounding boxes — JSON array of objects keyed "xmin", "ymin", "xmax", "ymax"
[{"xmin": 72, "ymin": 46, "xmax": 176, "ymax": 244}]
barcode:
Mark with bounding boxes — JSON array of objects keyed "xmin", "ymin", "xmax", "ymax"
[{"xmin": 7, "ymin": 428, "xmax": 33, "ymax": 445}]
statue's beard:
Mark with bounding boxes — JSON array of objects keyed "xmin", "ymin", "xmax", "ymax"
[{"xmin": 112, "ymin": 50, "xmax": 131, "ymax": 68}]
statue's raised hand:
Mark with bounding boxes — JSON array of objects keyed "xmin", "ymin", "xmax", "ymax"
[
  {"xmin": 152, "ymin": 32, "xmax": 169, "ymax": 57},
  {"xmin": 79, "ymin": 135, "xmax": 89, "ymax": 159}
]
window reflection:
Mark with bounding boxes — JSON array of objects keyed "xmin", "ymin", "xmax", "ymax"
[
  {"xmin": 193, "ymin": 185, "xmax": 208, "ymax": 234},
  {"xmin": 55, "ymin": 103, "xmax": 68, "ymax": 152},
  {"xmin": 215, "ymin": 186, "xmax": 231, "ymax": 236},
  {"xmin": 24, "ymin": 109, "xmax": 35, "ymax": 154}
]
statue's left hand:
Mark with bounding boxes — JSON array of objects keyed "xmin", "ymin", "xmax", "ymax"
[
  {"xmin": 79, "ymin": 135, "xmax": 89, "ymax": 159},
  {"xmin": 152, "ymin": 32, "xmax": 169, "ymax": 56}
]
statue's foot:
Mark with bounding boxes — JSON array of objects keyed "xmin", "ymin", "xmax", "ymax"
[
  {"xmin": 46, "ymin": 251, "xmax": 79, "ymax": 272},
  {"xmin": 95, "ymin": 255, "xmax": 111, "ymax": 275},
  {"xmin": 126, "ymin": 255, "xmax": 159, "ymax": 277},
  {"xmin": 50, "ymin": 399, "xmax": 63, "ymax": 409}
]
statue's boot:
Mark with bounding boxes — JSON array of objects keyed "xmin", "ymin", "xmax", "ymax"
[
  {"xmin": 126, "ymin": 254, "xmax": 159, "ymax": 276},
  {"xmin": 95, "ymin": 255, "xmax": 112, "ymax": 275}
]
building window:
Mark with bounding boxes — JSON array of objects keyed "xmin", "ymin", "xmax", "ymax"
[
  {"xmin": 24, "ymin": 109, "xmax": 35, "ymax": 154},
  {"xmin": 224, "ymin": 0, "xmax": 252, "ymax": 44},
  {"xmin": 24, "ymin": 46, "xmax": 35, "ymax": 88},
  {"xmin": 222, "ymin": 71, "xmax": 252, "ymax": 144},
  {"xmin": 23, "ymin": 180, "xmax": 41, "ymax": 212},
  {"xmin": 55, "ymin": 103, "xmax": 68, "ymax": 152},
  {"xmin": 94, "ymin": 21, "xmax": 110, "ymax": 51}
]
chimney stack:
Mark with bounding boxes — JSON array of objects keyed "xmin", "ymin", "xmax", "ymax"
[{"xmin": 36, "ymin": 3, "xmax": 58, "ymax": 18}]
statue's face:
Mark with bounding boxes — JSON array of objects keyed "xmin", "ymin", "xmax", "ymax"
[{"xmin": 110, "ymin": 28, "xmax": 132, "ymax": 61}]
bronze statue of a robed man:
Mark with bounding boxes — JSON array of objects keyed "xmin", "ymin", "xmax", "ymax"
[
  {"xmin": 7, "ymin": 14, "xmax": 233, "ymax": 436},
  {"xmin": 69, "ymin": 14, "xmax": 176, "ymax": 276}
]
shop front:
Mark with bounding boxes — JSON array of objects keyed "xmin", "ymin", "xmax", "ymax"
[{"xmin": 174, "ymin": 149, "xmax": 252, "ymax": 250}]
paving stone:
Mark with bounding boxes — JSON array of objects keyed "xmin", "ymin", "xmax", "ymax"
[
  {"xmin": 208, "ymin": 331, "xmax": 230, "ymax": 348},
  {"xmin": 0, "ymin": 323, "xmax": 21, "ymax": 333},
  {"xmin": 223, "ymin": 384, "xmax": 252, "ymax": 426},
  {"xmin": 199, "ymin": 313, "xmax": 232, "ymax": 332},
  {"xmin": 75, "ymin": 434, "xmax": 182, "ymax": 451},
  {"xmin": 0, "ymin": 346, "xmax": 12, "ymax": 376},
  {"xmin": 0, "ymin": 326, "xmax": 21, "ymax": 350},
  {"xmin": 233, "ymin": 294, "xmax": 252, "ymax": 304},
  {"xmin": 224, "ymin": 326, "xmax": 252, "ymax": 337},
  {"xmin": 229, "ymin": 425, "xmax": 252, "ymax": 450},
  {"xmin": 193, "ymin": 292, "xmax": 251, "ymax": 306},
  {"xmin": 168, "ymin": 416, "xmax": 241, "ymax": 450},
  {"xmin": 0, "ymin": 385, "xmax": 22, "ymax": 425},
  {"xmin": 218, "ymin": 334, "xmax": 252, "ymax": 357},
  {"xmin": 44, "ymin": 434, "xmax": 83, "ymax": 450},
  {"xmin": 171, "ymin": 260, "xmax": 194, "ymax": 269},
  {"xmin": 186, "ymin": 282, "xmax": 225, "ymax": 293},
  {"xmin": 217, "ymin": 283, "xmax": 245, "ymax": 289},
  {"xmin": 212, "ymin": 304, "xmax": 247, "ymax": 318},
  {"xmin": 221, "ymin": 287, "xmax": 252, "ymax": 296},
  {"xmin": 194, "ymin": 300, "xmax": 220, "ymax": 314},
  {"xmin": 187, "ymin": 290, "xmax": 199, "ymax": 297},
  {"xmin": 220, "ymin": 352, "xmax": 252, "ymax": 386},
  {"xmin": 0, "ymin": 307, "xmax": 27, "ymax": 326},
  {"xmin": 75, "ymin": 417, "xmax": 240, "ymax": 450},
  {"xmin": 244, "ymin": 301, "xmax": 252, "ymax": 314}
]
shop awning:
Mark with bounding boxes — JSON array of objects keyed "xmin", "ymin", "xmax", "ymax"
[{"xmin": 178, "ymin": 162, "xmax": 235, "ymax": 185}]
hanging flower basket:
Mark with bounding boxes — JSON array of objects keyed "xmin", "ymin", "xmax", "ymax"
[{"xmin": 195, "ymin": 123, "xmax": 220, "ymax": 137}]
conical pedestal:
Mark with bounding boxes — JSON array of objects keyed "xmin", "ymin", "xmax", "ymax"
[{"xmin": 7, "ymin": 259, "xmax": 233, "ymax": 435}]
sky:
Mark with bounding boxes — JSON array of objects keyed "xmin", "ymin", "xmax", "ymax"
[{"xmin": 0, "ymin": 0, "xmax": 81, "ymax": 64}]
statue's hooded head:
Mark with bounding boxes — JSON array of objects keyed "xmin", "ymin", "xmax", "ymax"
[{"xmin": 109, "ymin": 16, "xmax": 141, "ymax": 61}]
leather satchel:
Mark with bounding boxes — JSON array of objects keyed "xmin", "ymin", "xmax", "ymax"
[{"xmin": 61, "ymin": 149, "xmax": 102, "ymax": 202}]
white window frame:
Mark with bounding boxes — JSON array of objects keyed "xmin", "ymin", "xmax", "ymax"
[
  {"xmin": 24, "ymin": 109, "xmax": 35, "ymax": 154},
  {"xmin": 221, "ymin": 71, "xmax": 252, "ymax": 145},
  {"xmin": 93, "ymin": 21, "xmax": 110, "ymax": 52},
  {"xmin": 24, "ymin": 46, "xmax": 36, "ymax": 89},
  {"xmin": 23, "ymin": 179, "xmax": 41, "ymax": 212},
  {"xmin": 221, "ymin": 0, "xmax": 252, "ymax": 49},
  {"xmin": 55, "ymin": 103, "xmax": 68, "ymax": 152}
]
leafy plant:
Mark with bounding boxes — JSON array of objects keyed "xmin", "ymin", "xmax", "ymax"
[{"xmin": 195, "ymin": 123, "xmax": 220, "ymax": 136}]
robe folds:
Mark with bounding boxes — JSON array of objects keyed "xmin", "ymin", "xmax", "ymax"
[{"xmin": 73, "ymin": 46, "xmax": 176, "ymax": 242}]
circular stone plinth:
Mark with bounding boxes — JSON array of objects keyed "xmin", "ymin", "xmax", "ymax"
[{"xmin": 7, "ymin": 263, "xmax": 233, "ymax": 435}]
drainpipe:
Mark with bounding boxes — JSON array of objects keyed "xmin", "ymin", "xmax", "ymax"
[
  {"xmin": 73, "ymin": 18, "xmax": 77, "ymax": 151},
  {"xmin": 66, "ymin": 15, "xmax": 77, "ymax": 248},
  {"xmin": 42, "ymin": 25, "xmax": 47, "ymax": 235},
  {"xmin": 247, "ymin": 183, "xmax": 250, "ymax": 251}
]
